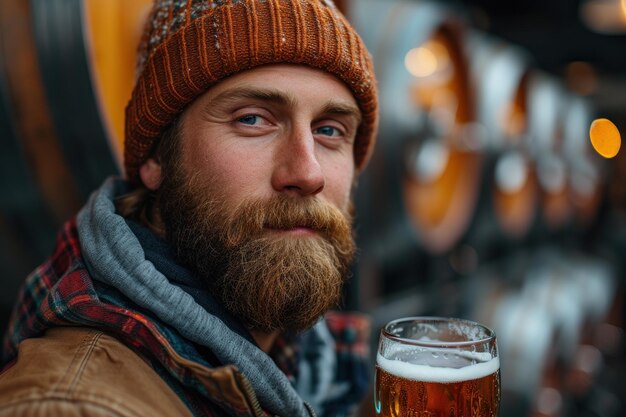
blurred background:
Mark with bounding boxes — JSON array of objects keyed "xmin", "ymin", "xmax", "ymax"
[{"xmin": 1, "ymin": 0, "xmax": 625, "ymax": 416}]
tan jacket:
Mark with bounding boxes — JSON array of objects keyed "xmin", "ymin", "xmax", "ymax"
[{"xmin": 0, "ymin": 327, "xmax": 265, "ymax": 417}]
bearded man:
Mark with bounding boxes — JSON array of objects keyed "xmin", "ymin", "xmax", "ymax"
[{"xmin": 0, "ymin": 1, "xmax": 378, "ymax": 416}]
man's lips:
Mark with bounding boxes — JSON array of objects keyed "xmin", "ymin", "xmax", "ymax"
[{"xmin": 265, "ymin": 226, "xmax": 317, "ymax": 236}]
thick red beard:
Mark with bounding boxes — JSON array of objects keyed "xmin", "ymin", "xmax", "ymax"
[{"xmin": 158, "ymin": 169, "xmax": 355, "ymax": 333}]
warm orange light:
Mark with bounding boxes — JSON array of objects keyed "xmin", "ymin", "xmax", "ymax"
[
  {"xmin": 589, "ymin": 118, "xmax": 621, "ymax": 158},
  {"xmin": 405, "ymin": 40, "xmax": 450, "ymax": 78},
  {"xmin": 581, "ymin": 0, "xmax": 626, "ymax": 33},
  {"xmin": 406, "ymin": 47, "xmax": 436, "ymax": 77}
]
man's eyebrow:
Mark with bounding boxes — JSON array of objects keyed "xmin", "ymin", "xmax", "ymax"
[
  {"xmin": 320, "ymin": 101, "xmax": 362, "ymax": 125},
  {"xmin": 207, "ymin": 87, "xmax": 362, "ymax": 124},
  {"xmin": 209, "ymin": 87, "xmax": 297, "ymax": 108}
]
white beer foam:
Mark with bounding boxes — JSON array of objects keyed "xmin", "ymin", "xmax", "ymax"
[{"xmin": 377, "ymin": 352, "xmax": 500, "ymax": 383}]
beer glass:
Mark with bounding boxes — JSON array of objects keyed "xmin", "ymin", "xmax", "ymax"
[{"xmin": 375, "ymin": 317, "xmax": 500, "ymax": 417}]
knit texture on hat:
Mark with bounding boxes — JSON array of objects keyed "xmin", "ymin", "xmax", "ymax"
[{"xmin": 124, "ymin": 0, "xmax": 378, "ymax": 184}]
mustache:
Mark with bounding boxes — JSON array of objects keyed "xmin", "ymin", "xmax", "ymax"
[{"xmin": 222, "ymin": 196, "xmax": 353, "ymax": 248}]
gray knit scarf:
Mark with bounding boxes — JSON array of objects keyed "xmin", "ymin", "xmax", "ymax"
[{"xmin": 76, "ymin": 177, "xmax": 336, "ymax": 417}]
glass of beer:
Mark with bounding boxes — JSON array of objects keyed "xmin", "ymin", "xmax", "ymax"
[{"xmin": 374, "ymin": 317, "xmax": 500, "ymax": 417}]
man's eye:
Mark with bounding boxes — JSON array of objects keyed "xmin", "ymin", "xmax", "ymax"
[
  {"xmin": 314, "ymin": 126, "xmax": 341, "ymax": 137},
  {"xmin": 238, "ymin": 115, "xmax": 261, "ymax": 125}
]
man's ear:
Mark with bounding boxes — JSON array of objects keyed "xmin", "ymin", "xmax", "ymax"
[{"xmin": 139, "ymin": 158, "xmax": 163, "ymax": 191}]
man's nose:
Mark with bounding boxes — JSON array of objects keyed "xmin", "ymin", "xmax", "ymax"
[{"xmin": 271, "ymin": 127, "xmax": 325, "ymax": 197}]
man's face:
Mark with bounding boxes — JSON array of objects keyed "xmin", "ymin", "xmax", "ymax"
[{"xmin": 153, "ymin": 64, "xmax": 361, "ymax": 333}]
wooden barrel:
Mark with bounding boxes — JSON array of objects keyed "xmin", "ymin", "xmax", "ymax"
[
  {"xmin": 1, "ymin": 0, "xmax": 150, "ymax": 205},
  {"xmin": 401, "ymin": 23, "xmax": 483, "ymax": 255},
  {"xmin": 465, "ymin": 31, "xmax": 540, "ymax": 246},
  {"xmin": 82, "ymin": 0, "xmax": 153, "ymax": 162},
  {"xmin": 561, "ymin": 95, "xmax": 606, "ymax": 231},
  {"xmin": 467, "ymin": 32, "xmax": 532, "ymax": 148},
  {"xmin": 0, "ymin": 66, "xmax": 59, "ymax": 321},
  {"xmin": 0, "ymin": 0, "xmax": 83, "ymax": 325},
  {"xmin": 0, "ymin": 0, "xmax": 150, "ymax": 329},
  {"xmin": 0, "ymin": 0, "xmax": 83, "ymax": 223},
  {"xmin": 349, "ymin": 0, "xmax": 483, "ymax": 259},
  {"xmin": 492, "ymin": 146, "xmax": 540, "ymax": 241},
  {"xmin": 527, "ymin": 72, "xmax": 573, "ymax": 233}
]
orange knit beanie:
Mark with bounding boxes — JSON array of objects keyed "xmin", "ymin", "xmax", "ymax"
[{"xmin": 124, "ymin": 0, "xmax": 378, "ymax": 184}]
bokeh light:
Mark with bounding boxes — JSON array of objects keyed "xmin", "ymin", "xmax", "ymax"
[
  {"xmin": 589, "ymin": 118, "xmax": 621, "ymax": 158},
  {"xmin": 405, "ymin": 40, "xmax": 450, "ymax": 78}
]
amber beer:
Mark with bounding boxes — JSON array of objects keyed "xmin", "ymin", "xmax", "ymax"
[{"xmin": 374, "ymin": 317, "xmax": 500, "ymax": 417}]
